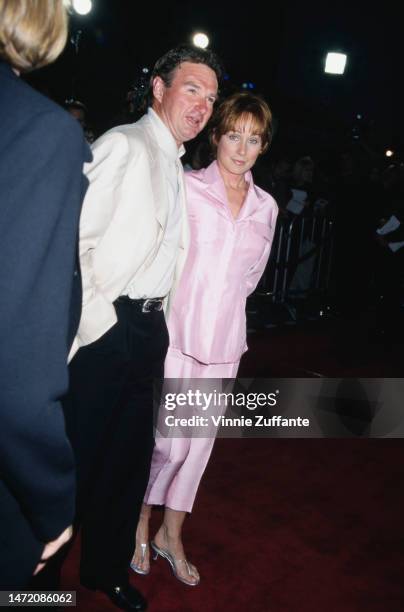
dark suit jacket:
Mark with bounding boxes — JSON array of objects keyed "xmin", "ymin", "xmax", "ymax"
[{"xmin": 0, "ymin": 61, "xmax": 91, "ymax": 588}]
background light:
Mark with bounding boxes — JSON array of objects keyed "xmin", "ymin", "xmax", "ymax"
[
  {"xmin": 324, "ymin": 52, "xmax": 347, "ymax": 75},
  {"xmin": 72, "ymin": 0, "xmax": 92, "ymax": 15},
  {"xmin": 385, "ymin": 149, "xmax": 394, "ymax": 157},
  {"xmin": 192, "ymin": 33, "xmax": 209, "ymax": 49}
]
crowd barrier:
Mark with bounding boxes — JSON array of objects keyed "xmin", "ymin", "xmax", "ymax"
[{"xmin": 256, "ymin": 211, "xmax": 335, "ymax": 309}]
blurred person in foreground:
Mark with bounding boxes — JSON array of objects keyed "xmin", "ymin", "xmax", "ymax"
[
  {"xmin": 0, "ymin": 0, "xmax": 90, "ymax": 589},
  {"xmin": 131, "ymin": 92, "xmax": 278, "ymax": 585}
]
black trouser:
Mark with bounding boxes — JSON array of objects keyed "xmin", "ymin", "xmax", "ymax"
[{"xmin": 63, "ymin": 298, "xmax": 168, "ymax": 587}]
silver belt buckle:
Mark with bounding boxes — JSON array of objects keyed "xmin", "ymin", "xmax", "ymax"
[{"xmin": 142, "ymin": 298, "xmax": 163, "ymax": 313}]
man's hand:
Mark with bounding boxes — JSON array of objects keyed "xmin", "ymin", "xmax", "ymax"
[{"xmin": 33, "ymin": 525, "xmax": 73, "ymax": 575}]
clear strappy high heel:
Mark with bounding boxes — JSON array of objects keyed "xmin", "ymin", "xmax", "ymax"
[
  {"xmin": 150, "ymin": 541, "xmax": 200, "ymax": 586},
  {"xmin": 130, "ymin": 542, "xmax": 150, "ymax": 576}
]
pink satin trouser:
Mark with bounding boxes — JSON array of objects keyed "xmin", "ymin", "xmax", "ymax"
[{"xmin": 144, "ymin": 348, "xmax": 239, "ymax": 512}]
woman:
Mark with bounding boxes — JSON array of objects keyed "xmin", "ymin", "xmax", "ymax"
[
  {"xmin": 0, "ymin": 0, "xmax": 90, "ymax": 587},
  {"xmin": 131, "ymin": 92, "xmax": 278, "ymax": 585}
]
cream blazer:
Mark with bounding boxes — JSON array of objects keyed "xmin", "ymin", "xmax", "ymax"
[{"xmin": 69, "ymin": 113, "xmax": 189, "ymax": 359}]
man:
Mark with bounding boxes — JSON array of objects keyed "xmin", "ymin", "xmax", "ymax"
[
  {"xmin": 64, "ymin": 45, "xmax": 222, "ymax": 610},
  {"xmin": 0, "ymin": 0, "xmax": 90, "ymax": 589}
]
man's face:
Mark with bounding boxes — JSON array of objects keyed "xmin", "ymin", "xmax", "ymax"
[{"xmin": 153, "ymin": 61, "xmax": 218, "ymax": 146}]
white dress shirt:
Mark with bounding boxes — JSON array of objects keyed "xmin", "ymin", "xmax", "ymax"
[{"xmin": 124, "ymin": 108, "xmax": 185, "ymax": 299}]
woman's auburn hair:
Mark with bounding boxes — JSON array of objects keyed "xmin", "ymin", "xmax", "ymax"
[
  {"xmin": 0, "ymin": 0, "xmax": 70, "ymax": 73},
  {"xmin": 209, "ymin": 92, "xmax": 273, "ymax": 155}
]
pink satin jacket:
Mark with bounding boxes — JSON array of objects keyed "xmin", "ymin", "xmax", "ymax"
[{"xmin": 168, "ymin": 160, "xmax": 278, "ymax": 364}]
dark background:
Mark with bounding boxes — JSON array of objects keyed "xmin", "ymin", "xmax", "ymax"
[{"xmin": 27, "ymin": 0, "xmax": 400, "ymax": 160}]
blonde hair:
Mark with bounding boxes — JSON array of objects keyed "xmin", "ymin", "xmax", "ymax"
[
  {"xmin": 209, "ymin": 92, "xmax": 273, "ymax": 155},
  {"xmin": 0, "ymin": 0, "xmax": 70, "ymax": 73}
]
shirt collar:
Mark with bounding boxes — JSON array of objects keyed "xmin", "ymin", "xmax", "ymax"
[
  {"xmin": 147, "ymin": 107, "xmax": 185, "ymax": 160},
  {"xmin": 203, "ymin": 160, "xmax": 254, "ymax": 191},
  {"xmin": 201, "ymin": 160, "xmax": 265, "ymax": 220}
]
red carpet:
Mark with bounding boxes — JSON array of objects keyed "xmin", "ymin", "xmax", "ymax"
[
  {"xmin": 60, "ymin": 320, "xmax": 404, "ymax": 610},
  {"xmin": 61, "ymin": 439, "xmax": 404, "ymax": 611},
  {"xmin": 240, "ymin": 318, "xmax": 404, "ymax": 377}
]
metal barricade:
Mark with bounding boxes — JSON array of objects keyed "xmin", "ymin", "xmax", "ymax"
[{"xmin": 256, "ymin": 211, "xmax": 334, "ymax": 310}]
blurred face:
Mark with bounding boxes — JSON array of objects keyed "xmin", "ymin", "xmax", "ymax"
[
  {"xmin": 301, "ymin": 166, "xmax": 313, "ymax": 184},
  {"xmin": 68, "ymin": 107, "xmax": 85, "ymax": 127},
  {"xmin": 152, "ymin": 61, "xmax": 218, "ymax": 146},
  {"xmin": 215, "ymin": 116, "xmax": 263, "ymax": 177},
  {"xmin": 274, "ymin": 160, "xmax": 291, "ymax": 180}
]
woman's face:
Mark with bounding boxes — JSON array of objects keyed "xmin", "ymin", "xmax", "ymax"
[{"xmin": 216, "ymin": 115, "xmax": 263, "ymax": 177}]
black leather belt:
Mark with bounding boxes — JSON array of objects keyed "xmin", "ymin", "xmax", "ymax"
[{"xmin": 115, "ymin": 295, "xmax": 165, "ymax": 313}]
